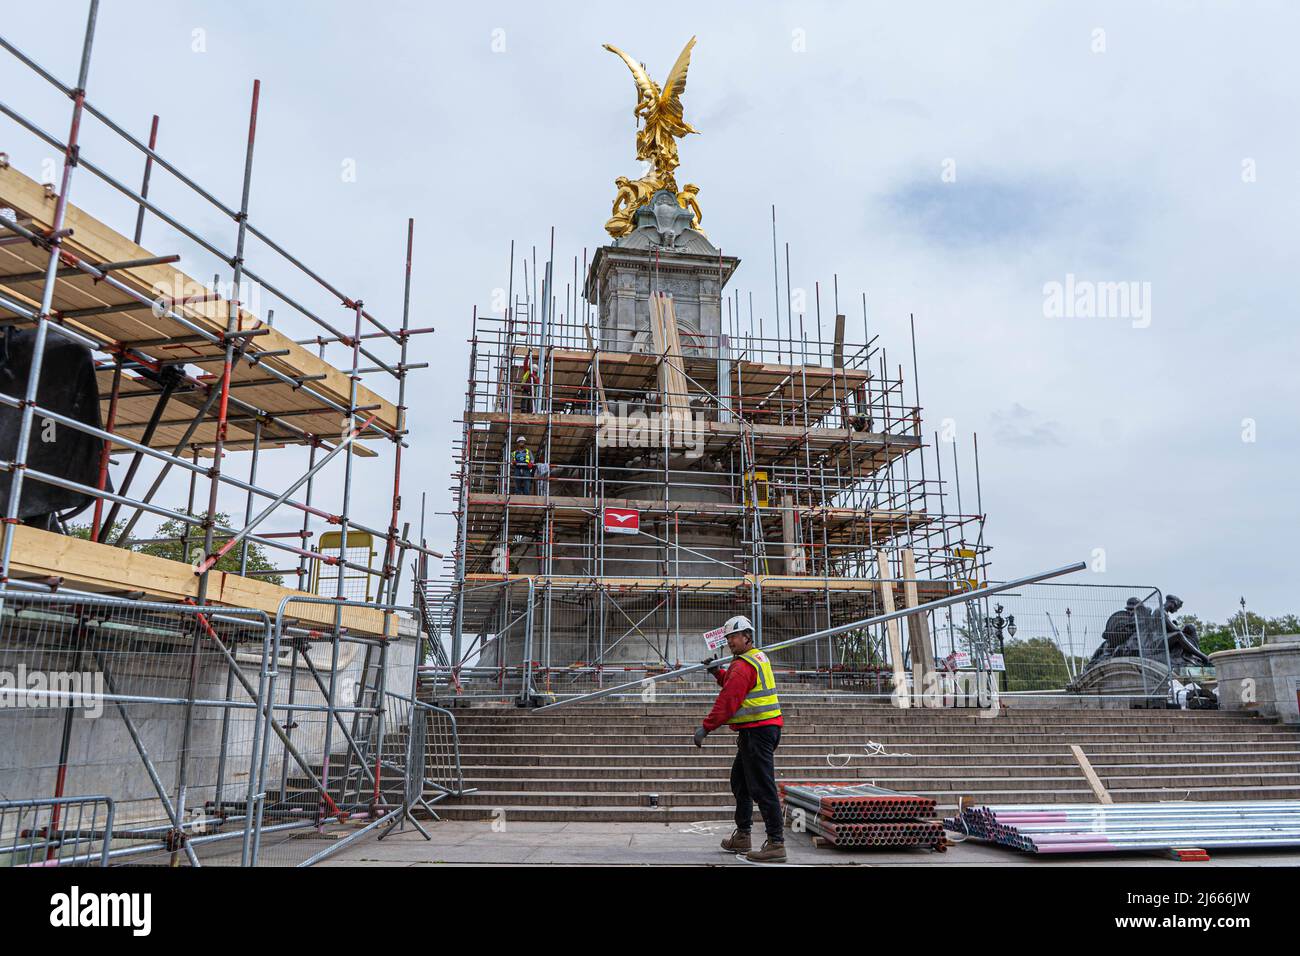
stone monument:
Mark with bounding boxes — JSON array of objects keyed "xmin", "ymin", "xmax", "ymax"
[
  {"xmin": 585, "ymin": 194, "xmax": 739, "ymax": 355},
  {"xmin": 590, "ymin": 36, "xmax": 740, "ymax": 355}
]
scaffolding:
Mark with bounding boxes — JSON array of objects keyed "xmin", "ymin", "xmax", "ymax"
[
  {"xmin": 0, "ymin": 4, "xmax": 456, "ymax": 865},
  {"xmin": 434, "ymin": 235, "xmax": 994, "ymax": 702},
  {"xmin": 0, "ymin": 4, "xmax": 436, "ymax": 613}
]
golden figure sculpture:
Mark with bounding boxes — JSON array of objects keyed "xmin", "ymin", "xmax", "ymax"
[
  {"xmin": 605, "ymin": 175, "xmax": 661, "ymax": 239},
  {"xmin": 676, "ymin": 183, "xmax": 703, "ymax": 234},
  {"xmin": 603, "ymin": 37, "xmax": 703, "ymax": 239}
]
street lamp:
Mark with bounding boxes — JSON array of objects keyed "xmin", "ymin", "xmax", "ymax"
[{"xmin": 990, "ymin": 604, "xmax": 1015, "ymax": 690}]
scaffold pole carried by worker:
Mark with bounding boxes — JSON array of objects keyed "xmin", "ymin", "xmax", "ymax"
[{"xmin": 694, "ymin": 614, "xmax": 786, "ymax": 863}]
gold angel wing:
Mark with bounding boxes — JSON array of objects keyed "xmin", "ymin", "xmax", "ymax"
[
  {"xmin": 603, "ymin": 43, "xmax": 660, "ymax": 106},
  {"xmin": 658, "ymin": 36, "xmax": 697, "ymax": 132}
]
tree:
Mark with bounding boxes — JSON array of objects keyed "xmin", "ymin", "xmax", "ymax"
[
  {"xmin": 1001, "ymin": 637, "xmax": 1072, "ymax": 692},
  {"xmin": 66, "ymin": 509, "xmax": 282, "ymax": 586},
  {"xmin": 1179, "ymin": 615, "xmax": 1235, "ymax": 656},
  {"xmin": 834, "ymin": 626, "xmax": 887, "ymax": 670},
  {"xmin": 1179, "ymin": 611, "xmax": 1300, "ymax": 656}
]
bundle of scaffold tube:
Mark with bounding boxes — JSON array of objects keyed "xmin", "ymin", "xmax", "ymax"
[
  {"xmin": 782, "ymin": 783, "xmax": 946, "ymax": 851},
  {"xmin": 946, "ymin": 801, "xmax": 1300, "ymax": 854}
]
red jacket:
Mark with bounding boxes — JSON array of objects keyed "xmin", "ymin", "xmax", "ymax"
[{"xmin": 702, "ymin": 656, "xmax": 784, "ymax": 733}]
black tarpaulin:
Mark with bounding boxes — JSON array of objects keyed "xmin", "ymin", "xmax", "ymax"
[{"xmin": 0, "ymin": 327, "xmax": 108, "ymax": 525}]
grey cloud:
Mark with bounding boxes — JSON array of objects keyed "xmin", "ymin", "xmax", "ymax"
[{"xmin": 990, "ymin": 403, "xmax": 1066, "ymax": 448}]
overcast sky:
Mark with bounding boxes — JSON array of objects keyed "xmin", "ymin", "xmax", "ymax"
[{"xmin": 2, "ymin": 2, "xmax": 1296, "ymax": 622}]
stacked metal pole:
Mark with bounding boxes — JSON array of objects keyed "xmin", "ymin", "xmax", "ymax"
[
  {"xmin": 783, "ymin": 783, "xmax": 945, "ymax": 851},
  {"xmin": 946, "ymin": 801, "xmax": 1300, "ymax": 854}
]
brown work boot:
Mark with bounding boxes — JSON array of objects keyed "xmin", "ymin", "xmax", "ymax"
[
  {"xmin": 746, "ymin": 840, "xmax": 787, "ymax": 863},
  {"xmin": 720, "ymin": 828, "xmax": 752, "ymax": 853}
]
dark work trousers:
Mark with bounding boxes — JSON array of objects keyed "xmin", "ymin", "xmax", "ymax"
[
  {"xmin": 511, "ymin": 465, "xmax": 533, "ymax": 495},
  {"xmin": 730, "ymin": 724, "xmax": 783, "ymax": 842}
]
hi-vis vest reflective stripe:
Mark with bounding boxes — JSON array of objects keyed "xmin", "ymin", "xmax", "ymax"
[
  {"xmin": 726, "ymin": 648, "xmax": 781, "ymax": 725},
  {"xmin": 512, "ymin": 449, "xmax": 534, "ymax": 466}
]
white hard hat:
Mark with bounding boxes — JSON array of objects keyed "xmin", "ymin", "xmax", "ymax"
[{"xmin": 722, "ymin": 614, "xmax": 754, "ymax": 637}]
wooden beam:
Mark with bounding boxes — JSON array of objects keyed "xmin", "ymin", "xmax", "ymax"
[
  {"xmin": 650, "ymin": 292, "xmax": 691, "ymax": 417},
  {"xmin": 0, "ymin": 163, "xmax": 398, "ymax": 434},
  {"xmin": 460, "ymin": 572, "xmax": 961, "ymax": 597},
  {"xmin": 1070, "ymin": 744, "xmax": 1114, "ymax": 804},
  {"xmin": 901, "ymin": 548, "xmax": 936, "ymax": 707},
  {"xmin": 490, "ymin": 412, "xmax": 864, "ymax": 444},
  {"xmin": 876, "ymin": 549, "xmax": 909, "ymax": 708},
  {"xmin": 833, "ymin": 312, "xmax": 848, "ymax": 419},
  {"xmin": 464, "ymin": 573, "xmax": 747, "ymax": 591},
  {"xmin": 780, "ymin": 493, "xmax": 803, "ymax": 574},
  {"xmin": 2, "ymin": 524, "xmax": 392, "ymax": 635},
  {"xmin": 592, "ymin": 355, "xmax": 608, "ymax": 414}
]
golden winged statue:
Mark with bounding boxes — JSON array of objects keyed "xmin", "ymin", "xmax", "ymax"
[{"xmin": 603, "ymin": 37, "xmax": 704, "ymax": 239}]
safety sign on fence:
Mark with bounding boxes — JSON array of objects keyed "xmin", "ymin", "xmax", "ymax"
[{"xmin": 702, "ymin": 625, "xmax": 728, "ymax": 652}]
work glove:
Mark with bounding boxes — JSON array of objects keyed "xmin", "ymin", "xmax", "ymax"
[
  {"xmin": 702, "ymin": 655, "xmax": 723, "ymax": 677},
  {"xmin": 693, "ymin": 725, "xmax": 709, "ymax": 748}
]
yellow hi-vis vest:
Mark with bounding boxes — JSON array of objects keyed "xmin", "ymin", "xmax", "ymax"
[{"xmin": 726, "ymin": 648, "xmax": 781, "ymax": 725}]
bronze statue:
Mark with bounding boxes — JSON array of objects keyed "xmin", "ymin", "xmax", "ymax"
[{"xmin": 1085, "ymin": 593, "xmax": 1211, "ymax": 672}]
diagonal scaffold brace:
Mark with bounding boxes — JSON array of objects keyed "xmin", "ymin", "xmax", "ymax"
[{"xmin": 530, "ymin": 560, "xmax": 1088, "ymax": 712}]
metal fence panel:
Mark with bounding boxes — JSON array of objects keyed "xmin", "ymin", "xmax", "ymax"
[
  {"xmin": 0, "ymin": 796, "xmax": 114, "ymax": 866},
  {"xmin": 0, "ymin": 588, "xmax": 271, "ymax": 865},
  {"xmin": 934, "ymin": 583, "xmax": 1173, "ymax": 703},
  {"xmin": 0, "ymin": 587, "xmax": 472, "ymax": 867},
  {"xmin": 423, "ymin": 576, "xmax": 1181, "ymax": 708},
  {"xmin": 248, "ymin": 594, "xmax": 470, "ymax": 866}
]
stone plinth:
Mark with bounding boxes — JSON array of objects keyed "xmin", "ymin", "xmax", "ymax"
[
  {"xmin": 584, "ymin": 192, "xmax": 739, "ymax": 355},
  {"xmin": 1211, "ymin": 634, "xmax": 1300, "ymax": 724}
]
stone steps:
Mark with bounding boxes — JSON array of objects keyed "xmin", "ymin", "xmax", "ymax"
[
  {"xmin": 454, "ymin": 738, "xmax": 1289, "ymax": 754},
  {"xmin": 449, "ymin": 713, "xmax": 1267, "ymax": 726},
  {"xmin": 453, "ymin": 768, "xmax": 1300, "ymax": 798},
  {"xmin": 454, "ymin": 728, "xmax": 1289, "ymax": 743},
  {"xmin": 422, "ymin": 703, "xmax": 1300, "ymax": 823},
  {"xmin": 462, "ymin": 755, "xmax": 1300, "ymax": 778},
  {"xmin": 432, "ymin": 786, "xmax": 1300, "ymax": 823},
  {"xmin": 454, "ymin": 746, "xmax": 1300, "ymax": 767},
  {"xmin": 453, "ymin": 715, "xmax": 1292, "ymax": 729}
]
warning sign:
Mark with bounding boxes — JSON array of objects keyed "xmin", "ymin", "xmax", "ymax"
[
  {"xmin": 603, "ymin": 507, "xmax": 639, "ymax": 535},
  {"xmin": 944, "ymin": 650, "xmax": 1005, "ymax": 672},
  {"xmin": 703, "ymin": 625, "xmax": 728, "ymax": 652}
]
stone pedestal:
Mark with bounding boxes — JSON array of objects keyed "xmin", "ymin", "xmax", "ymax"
[
  {"xmin": 1211, "ymin": 634, "xmax": 1300, "ymax": 724},
  {"xmin": 584, "ymin": 190, "xmax": 739, "ymax": 356}
]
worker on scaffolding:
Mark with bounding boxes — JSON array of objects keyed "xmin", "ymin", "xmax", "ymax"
[
  {"xmin": 694, "ymin": 614, "xmax": 786, "ymax": 863},
  {"xmin": 519, "ymin": 351, "xmax": 540, "ymax": 412},
  {"xmin": 511, "ymin": 436, "xmax": 536, "ymax": 495}
]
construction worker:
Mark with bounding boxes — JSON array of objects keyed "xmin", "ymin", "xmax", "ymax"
[
  {"xmin": 511, "ymin": 437, "xmax": 536, "ymax": 494},
  {"xmin": 693, "ymin": 614, "xmax": 785, "ymax": 863},
  {"xmin": 520, "ymin": 353, "xmax": 540, "ymax": 411}
]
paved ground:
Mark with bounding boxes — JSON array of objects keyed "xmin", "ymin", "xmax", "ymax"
[{"xmin": 319, "ymin": 820, "xmax": 1300, "ymax": 867}]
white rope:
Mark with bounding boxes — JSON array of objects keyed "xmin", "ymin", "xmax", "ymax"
[
  {"xmin": 824, "ymin": 740, "xmax": 914, "ymax": 768},
  {"xmin": 945, "ymin": 815, "xmax": 972, "ymax": 843}
]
